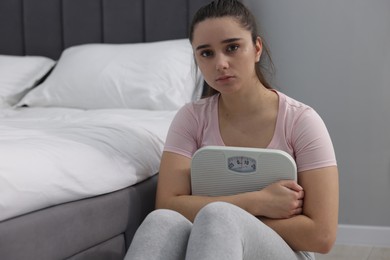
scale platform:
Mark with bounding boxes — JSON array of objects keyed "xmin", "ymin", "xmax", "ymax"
[{"xmin": 191, "ymin": 146, "xmax": 297, "ymax": 196}]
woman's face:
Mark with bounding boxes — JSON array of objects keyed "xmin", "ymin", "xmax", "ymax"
[{"xmin": 192, "ymin": 17, "xmax": 262, "ymax": 95}]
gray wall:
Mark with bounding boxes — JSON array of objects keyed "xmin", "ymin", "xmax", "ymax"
[{"xmin": 244, "ymin": 0, "xmax": 390, "ymax": 227}]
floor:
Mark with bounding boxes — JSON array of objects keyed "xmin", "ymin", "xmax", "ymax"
[{"xmin": 315, "ymin": 244, "xmax": 390, "ymax": 260}]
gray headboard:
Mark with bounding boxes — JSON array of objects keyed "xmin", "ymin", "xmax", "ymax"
[{"xmin": 0, "ymin": 0, "xmax": 211, "ymax": 60}]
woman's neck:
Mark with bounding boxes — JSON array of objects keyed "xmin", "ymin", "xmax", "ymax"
[{"xmin": 218, "ymin": 83, "xmax": 276, "ymax": 118}]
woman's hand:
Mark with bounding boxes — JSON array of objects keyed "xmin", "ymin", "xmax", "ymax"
[{"xmin": 250, "ymin": 180, "xmax": 304, "ymax": 219}]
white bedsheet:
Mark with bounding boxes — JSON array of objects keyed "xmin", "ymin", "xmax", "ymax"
[{"xmin": 0, "ymin": 107, "xmax": 177, "ymax": 222}]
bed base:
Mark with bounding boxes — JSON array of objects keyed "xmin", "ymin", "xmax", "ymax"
[{"xmin": 0, "ymin": 175, "xmax": 158, "ymax": 260}]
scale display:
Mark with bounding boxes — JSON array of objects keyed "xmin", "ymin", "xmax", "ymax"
[{"xmin": 227, "ymin": 156, "xmax": 256, "ymax": 173}]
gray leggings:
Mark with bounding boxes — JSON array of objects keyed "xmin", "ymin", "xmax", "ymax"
[{"xmin": 124, "ymin": 202, "xmax": 314, "ymax": 260}]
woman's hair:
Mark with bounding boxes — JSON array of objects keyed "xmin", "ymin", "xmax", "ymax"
[{"xmin": 189, "ymin": 0, "xmax": 274, "ymax": 97}]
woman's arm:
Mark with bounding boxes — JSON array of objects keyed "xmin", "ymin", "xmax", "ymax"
[
  {"xmin": 156, "ymin": 151, "xmax": 305, "ymax": 222},
  {"xmin": 156, "ymin": 151, "xmax": 202, "ymax": 221},
  {"xmin": 261, "ymin": 166, "xmax": 339, "ymax": 253},
  {"xmin": 156, "ymin": 151, "xmax": 249, "ymax": 221}
]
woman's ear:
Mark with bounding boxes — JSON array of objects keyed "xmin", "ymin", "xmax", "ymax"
[{"xmin": 255, "ymin": 36, "xmax": 262, "ymax": 62}]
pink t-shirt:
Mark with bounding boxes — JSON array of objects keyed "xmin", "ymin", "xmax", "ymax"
[{"xmin": 164, "ymin": 90, "xmax": 337, "ymax": 173}]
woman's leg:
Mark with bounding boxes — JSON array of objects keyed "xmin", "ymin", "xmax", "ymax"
[
  {"xmin": 124, "ymin": 209, "xmax": 192, "ymax": 260},
  {"xmin": 185, "ymin": 202, "xmax": 313, "ymax": 260}
]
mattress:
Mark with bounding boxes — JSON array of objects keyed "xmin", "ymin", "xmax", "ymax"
[{"xmin": 0, "ymin": 107, "xmax": 176, "ymax": 222}]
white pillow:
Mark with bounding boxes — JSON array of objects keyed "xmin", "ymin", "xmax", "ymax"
[
  {"xmin": 0, "ymin": 55, "xmax": 55, "ymax": 108},
  {"xmin": 18, "ymin": 39, "xmax": 203, "ymax": 110}
]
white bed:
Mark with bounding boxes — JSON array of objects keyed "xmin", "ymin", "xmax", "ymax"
[{"xmin": 0, "ymin": 107, "xmax": 177, "ymax": 222}]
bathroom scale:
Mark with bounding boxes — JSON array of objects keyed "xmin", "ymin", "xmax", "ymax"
[{"xmin": 191, "ymin": 146, "xmax": 297, "ymax": 196}]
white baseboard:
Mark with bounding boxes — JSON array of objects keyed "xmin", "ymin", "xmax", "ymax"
[{"xmin": 336, "ymin": 224, "xmax": 390, "ymax": 248}]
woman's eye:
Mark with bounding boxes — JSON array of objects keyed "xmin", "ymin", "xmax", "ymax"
[
  {"xmin": 200, "ymin": 50, "xmax": 213, "ymax": 57},
  {"xmin": 227, "ymin": 44, "xmax": 239, "ymax": 53}
]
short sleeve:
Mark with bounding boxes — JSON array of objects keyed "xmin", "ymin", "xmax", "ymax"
[
  {"xmin": 164, "ymin": 104, "xmax": 199, "ymax": 158},
  {"xmin": 292, "ymin": 109, "xmax": 337, "ymax": 172}
]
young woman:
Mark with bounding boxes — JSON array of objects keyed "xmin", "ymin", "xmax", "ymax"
[{"xmin": 124, "ymin": 0, "xmax": 338, "ymax": 259}]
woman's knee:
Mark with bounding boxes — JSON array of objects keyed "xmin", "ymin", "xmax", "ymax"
[
  {"xmin": 198, "ymin": 201, "xmax": 246, "ymax": 217},
  {"xmin": 144, "ymin": 209, "xmax": 192, "ymax": 229},
  {"xmin": 126, "ymin": 210, "xmax": 192, "ymax": 260},
  {"xmin": 194, "ymin": 202, "xmax": 263, "ymax": 234},
  {"xmin": 194, "ymin": 202, "xmax": 241, "ymax": 225},
  {"xmin": 131, "ymin": 209, "xmax": 192, "ymax": 247},
  {"xmin": 201, "ymin": 201, "xmax": 232, "ymax": 211}
]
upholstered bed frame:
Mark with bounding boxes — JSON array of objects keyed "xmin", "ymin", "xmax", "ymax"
[
  {"xmin": 0, "ymin": 0, "xmax": 210, "ymax": 259},
  {"xmin": 0, "ymin": 0, "xmax": 209, "ymax": 59}
]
